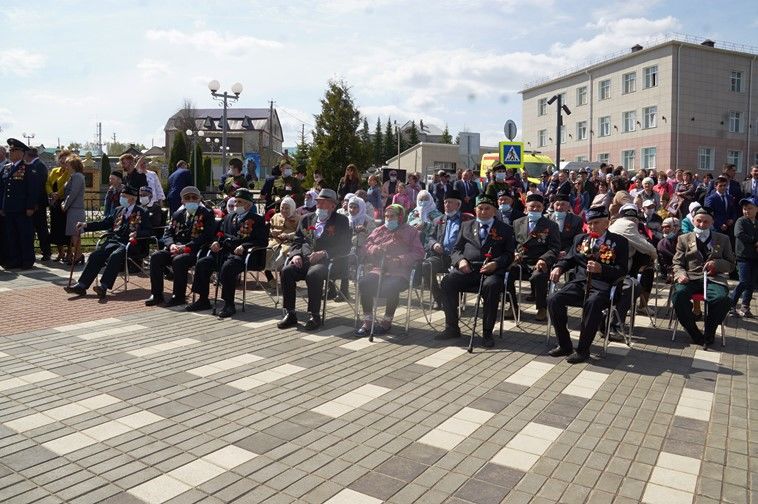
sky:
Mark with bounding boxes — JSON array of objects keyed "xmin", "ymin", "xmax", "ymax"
[{"xmin": 1, "ymin": 0, "xmax": 757, "ymax": 153}]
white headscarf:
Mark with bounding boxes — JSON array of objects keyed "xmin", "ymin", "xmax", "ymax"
[
  {"xmin": 415, "ymin": 190, "xmax": 436, "ymax": 223},
  {"xmin": 280, "ymin": 196, "xmax": 296, "ymax": 217},
  {"xmin": 304, "ymin": 189, "xmax": 318, "ymax": 209},
  {"xmin": 347, "ymin": 196, "xmax": 368, "ymax": 228}
]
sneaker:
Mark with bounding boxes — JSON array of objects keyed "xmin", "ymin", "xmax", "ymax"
[
  {"xmin": 729, "ymin": 307, "xmax": 741, "ymax": 318},
  {"xmin": 739, "ymin": 307, "xmax": 754, "ymax": 319}
]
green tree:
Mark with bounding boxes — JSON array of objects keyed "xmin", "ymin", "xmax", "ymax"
[
  {"xmin": 168, "ymin": 132, "xmax": 188, "ymax": 174},
  {"xmin": 441, "ymin": 124, "xmax": 453, "ymax": 144},
  {"xmin": 200, "ymin": 157, "xmax": 212, "ymax": 191},
  {"xmin": 308, "ymin": 80, "xmax": 366, "ymax": 189},
  {"xmin": 383, "ymin": 117, "xmax": 395, "ymax": 164},
  {"xmin": 408, "ymin": 120, "xmax": 420, "ymax": 146},
  {"xmin": 372, "ymin": 117, "xmax": 383, "ymax": 166},
  {"xmin": 191, "ymin": 143, "xmax": 203, "ymax": 186},
  {"xmin": 100, "ymin": 154, "xmax": 112, "ymax": 185},
  {"xmin": 67, "ymin": 142, "xmax": 82, "ymax": 151},
  {"xmin": 293, "ymin": 127, "xmax": 311, "ymax": 185}
]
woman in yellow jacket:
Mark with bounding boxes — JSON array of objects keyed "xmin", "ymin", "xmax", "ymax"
[{"xmin": 46, "ymin": 150, "xmax": 72, "ymax": 261}]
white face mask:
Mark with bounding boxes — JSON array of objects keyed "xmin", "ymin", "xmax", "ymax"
[
  {"xmin": 693, "ymin": 226, "xmax": 710, "ymax": 239},
  {"xmin": 139, "ymin": 196, "xmax": 150, "ymax": 206}
]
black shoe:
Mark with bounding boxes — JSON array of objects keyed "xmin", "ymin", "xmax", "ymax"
[
  {"xmin": 41, "ymin": 255, "xmax": 52, "ymax": 261},
  {"xmin": 354, "ymin": 324, "xmax": 371, "ymax": 337},
  {"xmin": 93, "ymin": 285, "xmax": 107, "ymax": 300},
  {"xmin": 164, "ymin": 271, "xmax": 174, "ymax": 281},
  {"xmin": 164, "ymin": 296, "xmax": 186, "ymax": 308},
  {"xmin": 525, "ymin": 294, "xmax": 536, "ymax": 302},
  {"xmin": 304, "ymin": 314, "xmax": 322, "ymax": 330},
  {"xmin": 693, "ymin": 312, "xmax": 703, "ymax": 322},
  {"xmin": 704, "ymin": 334, "xmax": 715, "ymax": 345},
  {"xmin": 217, "ymin": 304, "xmax": 236, "ymax": 319},
  {"xmin": 482, "ymin": 335, "xmax": 495, "ymax": 348},
  {"xmin": 277, "ymin": 311, "xmax": 298, "ymax": 329},
  {"xmin": 435, "ymin": 326, "xmax": 461, "ymax": 340},
  {"xmin": 64, "ymin": 284, "xmax": 86, "ymax": 296},
  {"xmin": 566, "ymin": 351, "xmax": 590, "ymax": 364},
  {"xmin": 548, "ymin": 345, "xmax": 573, "ymax": 357},
  {"xmin": 145, "ymin": 295, "xmax": 164, "ymax": 307},
  {"xmin": 185, "ymin": 299, "xmax": 212, "ymax": 312},
  {"xmin": 373, "ymin": 323, "xmax": 390, "ymax": 336}
]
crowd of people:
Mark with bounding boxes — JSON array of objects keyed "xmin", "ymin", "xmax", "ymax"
[{"xmin": 2, "ymin": 135, "xmax": 756, "ymax": 364}]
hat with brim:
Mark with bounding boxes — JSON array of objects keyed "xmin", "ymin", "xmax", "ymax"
[
  {"xmin": 7, "ymin": 138, "xmax": 30, "ymax": 152},
  {"xmin": 619, "ymin": 203, "xmax": 640, "ymax": 219},
  {"xmin": 492, "ymin": 162, "xmax": 506, "ymax": 172},
  {"xmin": 642, "ymin": 199, "xmax": 655, "ymax": 208},
  {"xmin": 180, "ymin": 186, "xmax": 201, "ymax": 198},
  {"xmin": 586, "ymin": 206, "xmax": 610, "ymax": 221},
  {"xmin": 475, "ymin": 195, "xmax": 497, "ymax": 208},
  {"xmin": 122, "ymin": 185, "xmax": 139, "ymax": 197},
  {"xmin": 316, "ymin": 188, "xmax": 337, "ymax": 203},
  {"xmin": 235, "ymin": 188, "xmax": 255, "ymax": 202},
  {"xmin": 739, "ymin": 197, "xmax": 757, "ymax": 207},
  {"xmin": 139, "ymin": 186, "xmax": 153, "ymax": 194}
]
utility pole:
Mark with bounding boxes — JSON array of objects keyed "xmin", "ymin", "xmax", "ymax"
[
  {"xmin": 547, "ymin": 94, "xmax": 571, "ymax": 167},
  {"xmin": 96, "ymin": 122, "xmax": 103, "ymax": 153},
  {"xmin": 269, "ymin": 100, "xmax": 274, "ymax": 166}
]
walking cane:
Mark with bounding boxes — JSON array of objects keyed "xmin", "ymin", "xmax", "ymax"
[
  {"xmin": 67, "ymin": 228, "xmax": 83, "ymax": 289},
  {"xmin": 211, "ymin": 231, "xmax": 224, "ymax": 316},
  {"xmin": 368, "ymin": 251, "xmax": 386, "ymax": 343},
  {"xmin": 468, "ymin": 248, "xmax": 493, "ymax": 353}
]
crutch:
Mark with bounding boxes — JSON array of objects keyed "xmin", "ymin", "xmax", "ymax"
[
  {"xmin": 468, "ymin": 249, "xmax": 493, "ymax": 353},
  {"xmin": 67, "ymin": 228, "xmax": 83, "ymax": 289},
  {"xmin": 369, "ymin": 252, "xmax": 386, "ymax": 343},
  {"xmin": 210, "ymin": 232, "xmax": 225, "ymax": 316}
]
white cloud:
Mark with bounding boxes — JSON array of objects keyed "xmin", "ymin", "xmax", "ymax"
[
  {"xmin": 145, "ymin": 28, "xmax": 283, "ymax": 57},
  {"xmin": 136, "ymin": 59, "xmax": 172, "ymax": 80},
  {"xmin": 0, "ymin": 49, "xmax": 46, "ymax": 76}
]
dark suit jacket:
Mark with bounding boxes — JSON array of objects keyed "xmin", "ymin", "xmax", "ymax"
[
  {"xmin": 167, "ymin": 167, "xmax": 192, "ymax": 213},
  {"xmin": 451, "ymin": 219, "xmax": 515, "ymax": 274},
  {"xmin": 86, "ymin": 205, "xmax": 153, "ymax": 244},
  {"xmin": 219, "ymin": 209, "xmax": 268, "ymax": 251},
  {"xmin": 124, "ymin": 170, "xmax": 147, "ymax": 191},
  {"xmin": 434, "ymin": 182, "xmax": 453, "ymax": 211},
  {"xmin": 453, "ymin": 179, "xmax": 480, "ymax": 212},
  {"xmin": 553, "ymin": 212, "xmax": 584, "ymax": 252},
  {"xmin": 425, "ymin": 212, "xmax": 474, "ymax": 254},
  {"xmin": 29, "ymin": 159, "xmax": 49, "ymax": 208},
  {"xmin": 704, "ymin": 191, "xmax": 737, "ymax": 230},
  {"xmin": 742, "ymin": 178, "xmax": 758, "ymax": 199},
  {"xmin": 708, "ymin": 179, "xmax": 743, "ymax": 201},
  {"xmin": 163, "ymin": 205, "xmax": 216, "ymax": 251},
  {"xmin": 555, "ymin": 230, "xmax": 629, "ymax": 292},
  {"xmin": 289, "ymin": 211, "xmax": 351, "ymax": 260},
  {"xmin": 513, "ymin": 216, "xmax": 560, "ymax": 267}
]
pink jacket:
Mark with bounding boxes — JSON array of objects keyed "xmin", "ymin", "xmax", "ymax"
[{"xmin": 361, "ymin": 223, "xmax": 425, "ymax": 279}]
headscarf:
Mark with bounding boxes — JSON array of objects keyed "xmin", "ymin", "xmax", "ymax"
[
  {"xmin": 280, "ymin": 196, "xmax": 296, "ymax": 218},
  {"xmin": 304, "ymin": 189, "xmax": 318, "ymax": 209},
  {"xmin": 689, "ymin": 201, "xmax": 701, "ymax": 215},
  {"xmin": 387, "ymin": 203, "xmax": 406, "ymax": 224},
  {"xmin": 415, "ymin": 190, "xmax": 436, "ymax": 223},
  {"xmin": 347, "ymin": 196, "xmax": 368, "ymax": 228},
  {"xmin": 226, "ymin": 197, "xmax": 236, "ymax": 215},
  {"xmin": 343, "ymin": 193, "xmax": 355, "ymax": 208}
]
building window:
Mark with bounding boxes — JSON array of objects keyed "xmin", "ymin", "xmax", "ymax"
[
  {"xmin": 433, "ymin": 161, "xmax": 456, "ymax": 171},
  {"xmin": 576, "ymin": 156, "xmax": 588, "ymax": 162},
  {"xmin": 576, "ymin": 86, "xmax": 587, "ymax": 106},
  {"xmin": 730, "ymin": 71, "xmax": 743, "ymax": 92},
  {"xmin": 559, "ymin": 125, "xmax": 566, "ymax": 144},
  {"xmin": 643, "ymin": 106, "xmax": 657, "ymax": 129},
  {"xmin": 623, "ymin": 111, "xmax": 636, "ymax": 133},
  {"xmin": 598, "ymin": 153, "xmax": 610, "ymax": 164},
  {"xmin": 599, "ymin": 79, "xmax": 610, "ymax": 100},
  {"xmin": 698, "ymin": 147, "xmax": 714, "ymax": 171},
  {"xmin": 622, "ymin": 150, "xmax": 635, "ymax": 171},
  {"xmin": 538, "ymin": 129, "xmax": 547, "ymax": 147},
  {"xmin": 642, "ymin": 147, "xmax": 657, "ymax": 170},
  {"xmin": 644, "ymin": 65, "xmax": 658, "ymax": 88},
  {"xmin": 598, "ymin": 116, "xmax": 611, "ymax": 137},
  {"xmin": 729, "ymin": 111, "xmax": 743, "ymax": 133},
  {"xmin": 727, "ymin": 150, "xmax": 743, "ymax": 172},
  {"xmin": 576, "ymin": 121, "xmax": 587, "ymax": 140},
  {"xmin": 622, "ymin": 72, "xmax": 636, "ymax": 94},
  {"xmin": 538, "ymin": 98, "xmax": 547, "ymax": 116}
]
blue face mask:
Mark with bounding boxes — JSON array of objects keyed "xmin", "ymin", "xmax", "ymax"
[
  {"xmin": 528, "ymin": 211, "xmax": 542, "ymax": 221},
  {"xmin": 499, "ymin": 204, "xmax": 511, "ymax": 212},
  {"xmin": 185, "ymin": 202, "xmax": 199, "ymax": 214},
  {"xmin": 495, "ymin": 172, "xmax": 506, "ymax": 181},
  {"xmin": 385, "ymin": 219, "xmax": 399, "ymax": 231},
  {"xmin": 554, "ymin": 211, "xmax": 567, "ymax": 219},
  {"xmin": 119, "ymin": 196, "xmax": 129, "ymax": 207}
]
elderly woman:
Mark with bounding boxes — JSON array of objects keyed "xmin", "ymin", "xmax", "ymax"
[
  {"xmin": 354, "ymin": 189, "xmax": 376, "ymax": 223},
  {"xmin": 337, "ymin": 192, "xmax": 355, "ymax": 217},
  {"xmin": 298, "ymin": 189, "xmax": 318, "ymax": 216},
  {"xmin": 591, "ymin": 180, "xmax": 613, "ymax": 209},
  {"xmin": 61, "ymin": 155, "xmax": 86, "ymax": 265},
  {"xmin": 355, "ymin": 204, "xmax": 425, "ymax": 336},
  {"xmin": 265, "ymin": 197, "xmax": 299, "ymax": 283},
  {"xmin": 634, "ymin": 177, "xmax": 660, "ymax": 209},
  {"xmin": 336, "ymin": 196, "xmax": 377, "ymax": 298},
  {"xmin": 407, "ymin": 190, "xmax": 442, "ymax": 246}
]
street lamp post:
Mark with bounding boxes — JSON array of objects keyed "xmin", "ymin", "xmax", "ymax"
[
  {"xmin": 547, "ymin": 94, "xmax": 571, "ymax": 167},
  {"xmin": 22, "ymin": 132, "xmax": 35, "ymax": 145},
  {"xmin": 208, "ymin": 80, "xmax": 242, "ymax": 174},
  {"xmin": 185, "ymin": 129, "xmax": 205, "ymax": 187}
]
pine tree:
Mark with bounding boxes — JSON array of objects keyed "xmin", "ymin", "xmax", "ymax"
[
  {"xmin": 168, "ymin": 132, "xmax": 188, "ymax": 174},
  {"xmin": 293, "ymin": 127, "xmax": 311, "ymax": 184},
  {"xmin": 441, "ymin": 124, "xmax": 453, "ymax": 144},
  {"xmin": 383, "ymin": 117, "xmax": 396, "ymax": 164},
  {"xmin": 408, "ymin": 120, "xmax": 420, "ymax": 146},
  {"xmin": 308, "ymin": 80, "xmax": 366, "ymax": 189},
  {"xmin": 373, "ymin": 117, "xmax": 383, "ymax": 166},
  {"xmin": 192, "ymin": 144, "xmax": 203, "ymax": 186},
  {"xmin": 100, "ymin": 154, "xmax": 111, "ymax": 185},
  {"xmin": 201, "ymin": 157, "xmax": 212, "ymax": 191}
]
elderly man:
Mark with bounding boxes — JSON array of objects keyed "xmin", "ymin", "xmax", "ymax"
[
  {"xmin": 65, "ymin": 186, "xmax": 152, "ymax": 299},
  {"xmin": 505, "ymin": 194, "xmax": 560, "ymax": 321},
  {"xmin": 0, "ymin": 139, "xmax": 37, "ymax": 269},
  {"xmin": 278, "ymin": 188, "xmax": 351, "ymax": 330},
  {"xmin": 547, "ymin": 206, "xmax": 629, "ymax": 363},
  {"xmin": 186, "ymin": 189, "xmax": 267, "ymax": 318},
  {"xmin": 437, "ymin": 195, "xmax": 516, "ymax": 348},
  {"xmin": 550, "ymin": 193, "xmax": 583, "ymax": 256},
  {"xmin": 672, "ymin": 207, "xmax": 735, "ymax": 345},
  {"xmin": 146, "ymin": 187, "xmax": 215, "ymax": 307},
  {"xmin": 657, "ymin": 217, "xmax": 681, "ymax": 281}
]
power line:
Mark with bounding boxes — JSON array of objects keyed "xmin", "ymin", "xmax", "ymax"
[{"xmin": 277, "ymin": 106, "xmax": 314, "ymax": 128}]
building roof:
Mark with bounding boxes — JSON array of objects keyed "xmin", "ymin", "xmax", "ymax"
[
  {"xmin": 143, "ymin": 146, "xmax": 165, "ymax": 157},
  {"xmin": 399, "ymin": 120, "xmax": 444, "ymax": 136},
  {"xmin": 164, "ymin": 107, "xmax": 283, "ymax": 142},
  {"xmin": 521, "ymin": 33, "xmax": 758, "ymax": 93}
]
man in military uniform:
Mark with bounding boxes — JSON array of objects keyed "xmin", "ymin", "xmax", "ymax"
[
  {"xmin": 0, "ymin": 139, "xmax": 37, "ymax": 269},
  {"xmin": 186, "ymin": 188, "xmax": 268, "ymax": 318},
  {"xmin": 550, "ymin": 193, "xmax": 583, "ymax": 256},
  {"xmin": 277, "ymin": 188, "xmax": 351, "ymax": 330},
  {"xmin": 146, "ymin": 186, "xmax": 215, "ymax": 307},
  {"xmin": 437, "ymin": 195, "xmax": 516, "ymax": 348},
  {"xmin": 65, "ymin": 186, "xmax": 152, "ymax": 299},
  {"xmin": 25, "ymin": 148, "xmax": 51, "ymax": 261},
  {"xmin": 272, "ymin": 162, "xmax": 304, "ymax": 206},
  {"xmin": 547, "ymin": 206, "xmax": 629, "ymax": 363},
  {"xmin": 505, "ymin": 194, "xmax": 560, "ymax": 321}
]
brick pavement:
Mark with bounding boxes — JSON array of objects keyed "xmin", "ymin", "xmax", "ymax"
[{"xmin": 0, "ymin": 263, "xmax": 756, "ymax": 503}]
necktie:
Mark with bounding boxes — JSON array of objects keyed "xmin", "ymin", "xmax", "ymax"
[
  {"xmin": 753, "ymin": 180, "xmax": 757, "ymax": 197},
  {"xmin": 465, "ymin": 181, "xmax": 469, "ymax": 194},
  {"xmin": 479, "ymin": 223, "xmax": 488, "ymax": 241},
  {"xmin": 723, "ymin": 195, "xmax": 727, "ymax": 209}
]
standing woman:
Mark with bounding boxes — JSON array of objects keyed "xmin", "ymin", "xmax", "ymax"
[
  {"xmin": 337, "ymin": 164, "xmax": 361, "ymax": 202},
  {"xmin": 62, "ymin": 155, "xmax": 86, "ymax": 265},
  {"xmin": 46, "ymin": 150, "xmax": 72, "ymax": 261}
]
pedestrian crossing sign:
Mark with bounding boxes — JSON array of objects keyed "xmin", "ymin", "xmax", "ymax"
[{"xmin": 499, "ymin": 141, "xmax": 524, "ymax": 169}]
